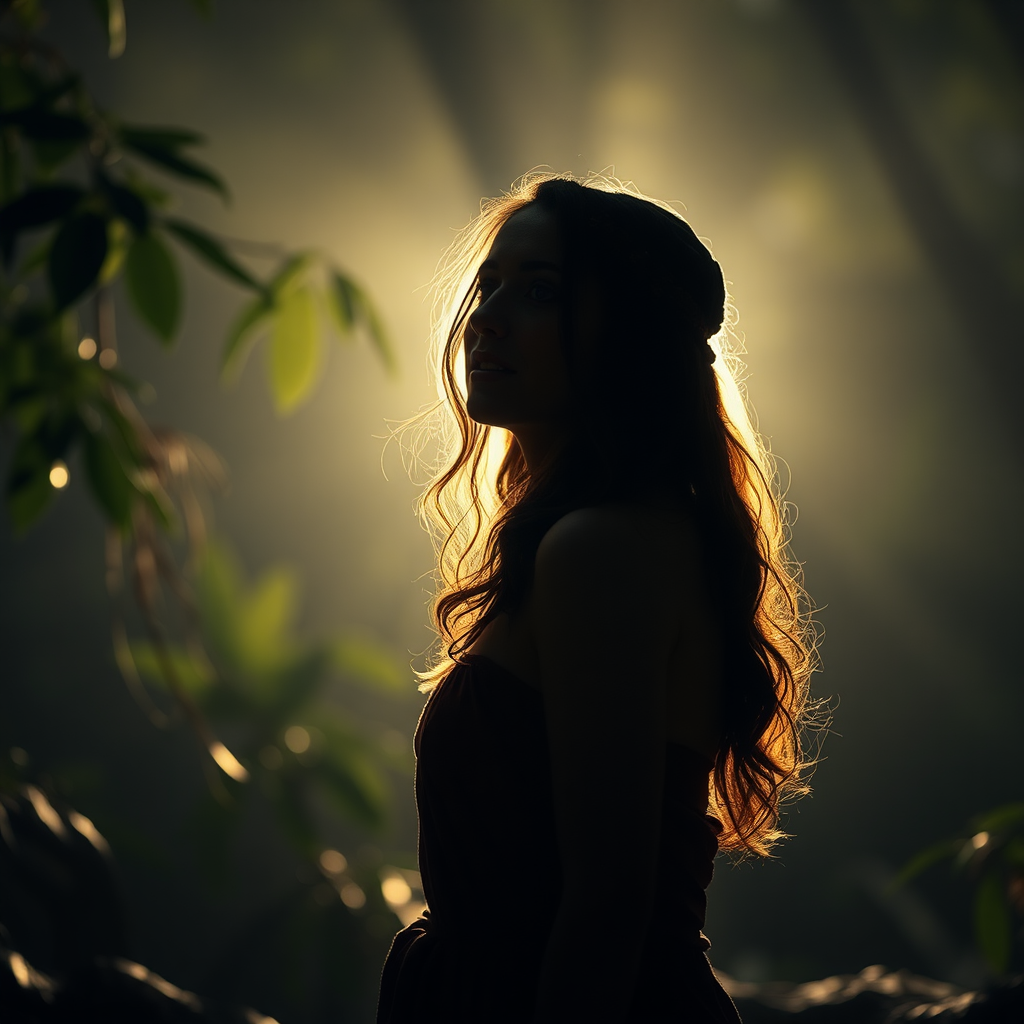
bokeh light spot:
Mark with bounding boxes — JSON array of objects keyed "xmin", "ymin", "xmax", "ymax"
[
  {"xmin": 381, "ymin": 873, "xmax": 412, "ymax": 907},
  {"xmin": 98, "ymin": 348, "xmax": 117, "ymax": 369},
  {"xmin": 78, "ymin": 336, "xmax": 97, "ymax": 359},
  {"xmin": 210, "ymin": 742, "xmax": 249, "ymax": 781},
  {"xmin": 8, "ymin": 951, "xmax": 29, "ymax": 988},
  {"xmin": 9, "ymin": 747, "xmax": 28, "ymax": 766},
  {"xmin": 339, "ymin": 881, "xmax": 366, "ymax": 909},
  {"xmin": 284, "ymin": 725, "xmax": 311, "ymax": 754},
  {"xmin": 319, "ymin": 849, "xmax": 347, "ymax": 874},
  {"xmin": 69, "ymin": 811, "xmax": 110, "ymax": 854},
  {"xmin": 26, "ymin": 785, "xmax": 66, "ymax": 837},
  {"xmin": 49, "ymin": 461, "xmax": 69, "ymax": 489}
]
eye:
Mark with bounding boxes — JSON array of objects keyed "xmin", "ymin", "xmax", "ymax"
[
  {"xmin": 527, "ymin": 280, "xmax": 558, "ymax": 302},
  {"xmin": 475, "ymin": 276, "xmax": 499, "ymax": 301}
]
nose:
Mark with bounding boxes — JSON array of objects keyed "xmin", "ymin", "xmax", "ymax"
[{"xmin": 467, "ymin": 290, "xmax": 504, "ymax": 339}]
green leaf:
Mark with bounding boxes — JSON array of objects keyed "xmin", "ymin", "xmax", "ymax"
[
  {"xmin": 237, "ymin": 566, "xmax": 299, "ymax": 672},
  {"xmin": 974, "ymin": 870, "xmax": 1011, "ymax": 974},
  {"xmin": 125, "ymin": 232, "xmax": 182, "ymax": 344},
  {"xmin": 98, "ymin": 218, "xmax": 129, "ymax": 285},
  {"xmin": 316, "ymin": 731, "xmax": 389, "ymax": 829},
  {"xmin": 330, "ymin": 270, "xmax": 395, "ymax": 373},
  {"xmin": 268, "ymin": 285, "xmax": 321, "ymax": 414},
  {"xmin": 122, "ymin": 137, "xmax": 227, "ymax": 200},
  {"xmin": 198, "ymin": 543, "xmax": 246, "ymax": 661},
  {"xmin": 90, "ymin": 0, "xmax": 127, "ymax": 58},
  {"xmin": 0, "ymin": 184, "xmax": 84, "ymax": 262},
  {"xmin": 48, "ymin": 211, "xmax": 108, "ymax": 310},
  {"xmin": 269, "ymin": 251, "xmax": 315, "ymax": 297},
  {"xmin": 894, "ymin": 838, "xmax": 962, "ymax": 887},
  {"xmin": 102, "ymin": 179, "xmax": 150, "ymax": 235},
  {"xmin": 120, "ymin": 125, "xmax": 206, "ymax": 151},
  {"xmin": 332, "ymin": 635, "xmax": 406, "ymax": 692},
  {"xmin": 328, "ymin": 270, "xmax": 357, "ymax": 335},
  {"xmin": 130, "ymin": 642, "xmax": 215, "ymax": 696},
  {"xmin": 972, "ymin": 803, "xmax": 1024, "ymax": 837},
  {"xmin": 221, "ymin": 294, "xmax": 272, "ymax": 382},
  {"xmin": 261, "ymin": 649, "xmax": 332, "ymax": 724},
  {"xmin": 164, "ymin": 218, "xmax": 263, "ymax": 292},
  {"xmin": 83, "ymin": 431, "xmax": 135, "ymax": 528}
]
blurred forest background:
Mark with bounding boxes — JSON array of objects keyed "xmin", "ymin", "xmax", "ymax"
[{"xmin": 1, "ymin": 0, "xmax": 1022, "ymax": 1021}]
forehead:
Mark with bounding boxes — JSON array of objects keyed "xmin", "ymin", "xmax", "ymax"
[{"xmin": 482, "ymin": 204, "xmax": 563, "ymax": 266}]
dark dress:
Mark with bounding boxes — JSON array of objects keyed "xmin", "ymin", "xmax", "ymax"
[{"xmin": 377, "ymin": 655, "xmax": 742, "ymax": 1024}]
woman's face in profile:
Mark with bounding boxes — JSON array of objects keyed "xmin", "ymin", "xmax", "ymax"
[{"xmin": 464, "ymin": 204, "xmax": 575, "ymax": 442}]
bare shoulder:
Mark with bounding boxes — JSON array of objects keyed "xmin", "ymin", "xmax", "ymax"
[{"xmin": 535, "ymin": 503, "xmax": 701, "ymax": 595}]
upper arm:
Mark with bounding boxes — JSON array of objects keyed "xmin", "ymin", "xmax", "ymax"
[{"xmin": 530, "ymin": 507, "xmax": 689, "ymax": 905}]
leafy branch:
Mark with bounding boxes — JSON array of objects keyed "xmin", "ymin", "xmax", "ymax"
[
  {"xmin": 0, "ymin": 1, "xmax": 395, "ymax": 784},
  {"xmin": 897, "ymin": 803, "xmax": 1024, "ymax": 975}
]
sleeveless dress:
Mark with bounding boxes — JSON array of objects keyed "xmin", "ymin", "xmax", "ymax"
[{"xmin": 376, "ymin": 655, "xmax": 742, "ymax": 1024}]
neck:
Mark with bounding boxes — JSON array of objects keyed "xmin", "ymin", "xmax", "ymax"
[{"xmin": 510, "ymin": 425, "xmax": 566, "ymax": 475}]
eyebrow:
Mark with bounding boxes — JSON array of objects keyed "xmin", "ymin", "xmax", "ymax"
[{"xmin": 478, "ymin": 259, "xmax": 562, "ymax": 272}]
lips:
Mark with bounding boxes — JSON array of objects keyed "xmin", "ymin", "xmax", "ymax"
[{"xmin": 470, "ymin": 350, "xmax": 513, "ymax": 373}]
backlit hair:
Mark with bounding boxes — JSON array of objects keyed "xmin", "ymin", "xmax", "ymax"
[{"xmin": 414, "ymin": 172, "xmax": 817, "ymax": 856}]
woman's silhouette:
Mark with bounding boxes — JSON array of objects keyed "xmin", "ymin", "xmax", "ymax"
[{"xmin": 377, "ymin": 174, "xmax": 816, "ymax": 1024}]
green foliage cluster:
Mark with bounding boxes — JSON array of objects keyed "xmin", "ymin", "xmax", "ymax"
[
  {"xmin": 0, "ymin": 0, "xmax": 392, "ymax": 536},
  {"xmin": 899, "ymin": 803, "xmax": 1024, "ymax": 976},
  {"xmin": 130, "ymin": 542, "xmax": 411, "ymax": 875}
]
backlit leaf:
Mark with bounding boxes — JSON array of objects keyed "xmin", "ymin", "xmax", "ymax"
[
  {"xmin": 130, "ymin": 642, "xmax": 215, "ymax": 696},
  {"xmin": 974, "ymin": 870, "xmax": 1011, "ymax": 973},
  {"xmin": 237, "ymin": 567, "xmax": 299, "ymax": 672},
  {"xmin": 316, "ymin": 729, "xmax": 389, "ymax": 829},
  {"xmin": 972, "ymin": 803, "xmax": 1024, "ymax": 837},
  {"xmin": 270, "ymin": 251, "xmax": 315, "ymax": 296},
  {"xmin": 125, "ymin": 231, "xmax": 182, "ymax": 344},
  {"xmin": 268, "ymin": 285, "xmax": 321, "ymax": 414},
  {"xmin": 894, "ymin": 838, "xmax": 961, "ymax": 886},
  {"xmin": 197, "ymin": 542, "xmax": 246, "ymax": 661},
  {"xmin": 333, "ymin": 635, "xmax": 406, "ymax": 692},
  {"xmin": 164, "ymin": 218, "xmax": 263, "ymax": 292},
  {"xmin": 90, "ymin": 0, "xmax": 126, "ymax": 58},
  {"xmin": 48, "ymin": 211, "xmax": 108, "ymax": 310},
  {"xmin": 98, "ymin": 218, "xmax": 128, "ymax": 285},
  {"xmin": 221, "ymin": 294, "xmax": 272, "ymax": 382}
]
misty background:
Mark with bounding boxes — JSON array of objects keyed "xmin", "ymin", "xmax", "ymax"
[{"xmin": 1, "ymin": 1, "xmax": 1021, "ymax": 1021}]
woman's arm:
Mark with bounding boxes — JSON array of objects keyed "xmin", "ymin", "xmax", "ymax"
[{"xmin": 530, "ymin": 506, "xmax": 693, "ymax": 1024}]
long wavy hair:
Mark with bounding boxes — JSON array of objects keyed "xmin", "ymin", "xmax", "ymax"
[{"xmin": 413, "ymin": 173, "xmax": 817, "ymax": 856}]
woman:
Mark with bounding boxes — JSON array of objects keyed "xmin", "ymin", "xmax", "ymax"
[{"xmin": 378, "ymin": 175, "xmax": 816, "ymax": 1023}]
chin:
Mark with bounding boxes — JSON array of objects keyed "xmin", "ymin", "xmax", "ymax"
[{"xmin": 466, "ymin": 394, "xmax": 512, "ymax": 429}]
